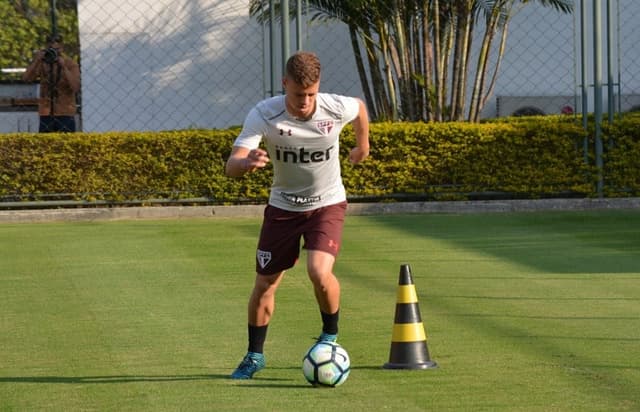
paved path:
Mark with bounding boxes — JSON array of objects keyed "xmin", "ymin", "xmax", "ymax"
[{"xmin": 1, "ymin": 198, "xmax": 638, "ymax": 223}]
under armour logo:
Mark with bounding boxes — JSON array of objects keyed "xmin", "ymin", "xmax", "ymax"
[
  {"xmin": 279, "ymin": 129, "xmax": 292, "ymax": 136},
  {"xmin": 328, "ymin": 239, "xmax": 339, "ymax": 251},
  {"xmin": 257, "ymin": 249, "xmax": 272, "ymax": 268}
]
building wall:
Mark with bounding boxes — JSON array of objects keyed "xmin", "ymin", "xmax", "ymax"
[{"xmin": 77, "ymin": 0, "xmax": 362, "ymax": 132}]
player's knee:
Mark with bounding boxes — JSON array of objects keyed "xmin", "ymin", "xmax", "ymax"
[
  {"xmin": 253, "ymin": 272, "xmax": 282, "ymax": 293},
  {"xmin": 308, "ymin": 269, "xmax": 336, "ymax": 290}
]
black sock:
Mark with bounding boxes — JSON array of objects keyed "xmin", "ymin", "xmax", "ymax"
[
  {"xmin": 247, "ymin": 324, "xmax": 268, "ymax": 353},
  {"xmin": 321, "ymin": 309, "xmax": 339, "ymax": 335}
]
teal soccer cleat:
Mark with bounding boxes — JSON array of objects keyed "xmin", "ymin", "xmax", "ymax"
[
  {"xmin": 230, "ymin": 352, "xmax": 265, "ymax": 379},
  {"xmin": 317, "ymin": 332, "xmax": 337, "ymax": 343}
]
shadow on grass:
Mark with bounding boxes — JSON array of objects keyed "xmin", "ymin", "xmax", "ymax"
[
  {"xmin": 0, "ymin": 374, "xmax": 229, "ymax": 384},
  {"xmin": 230, "ymin": 368, "xmax": 312, "ymax": 388},
  {"xmin": 240, "ymin": 383, "xmax": 311, "ymax": 388},
  {"xmin": 0, "ymin": 372, "xmax": 324, "ymax": 389},
  {"xmin": 364, "ymin": 212, "xmax": 640, "ymax": 275}
]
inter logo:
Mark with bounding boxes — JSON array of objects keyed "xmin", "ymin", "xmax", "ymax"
[{"xmin": 275, "ymin": 145, "xmax": 334, "ymax": 163}]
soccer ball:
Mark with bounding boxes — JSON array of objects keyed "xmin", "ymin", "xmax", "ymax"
[{"xmin": 302, "ymin": 341, "xmax": 350, "ymax": 387}]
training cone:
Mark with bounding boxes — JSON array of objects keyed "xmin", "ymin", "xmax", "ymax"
[{"xmin": 383, "ymin": 264, "xmax": 437, "ymax": 370}]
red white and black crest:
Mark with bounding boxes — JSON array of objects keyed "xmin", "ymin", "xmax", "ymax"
[
  {"xmin": 315, "ymin": 120, "xmax": 334, "ymax": 135},
  {"xmin": 257, "ymin": 249, "xmax": 272, "ymax": 269}
]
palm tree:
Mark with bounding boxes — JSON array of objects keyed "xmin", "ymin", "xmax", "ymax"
[{"xmin": 249, "ymin": 0, "xmax": 573, "ymax": 122}]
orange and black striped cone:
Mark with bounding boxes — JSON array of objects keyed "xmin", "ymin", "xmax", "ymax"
[{"xmin": 383, "ymin": 264, "xmax": 437, "ymax": 370}]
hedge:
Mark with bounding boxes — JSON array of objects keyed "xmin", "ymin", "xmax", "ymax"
[{"xmin": 1, "ymin": 114, "xmax": 638, "ymax": 205}]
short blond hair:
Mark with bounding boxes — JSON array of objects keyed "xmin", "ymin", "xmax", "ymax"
[{"xmin": 285, "ymin": 52, "xmax": 321, "ymax": 88}]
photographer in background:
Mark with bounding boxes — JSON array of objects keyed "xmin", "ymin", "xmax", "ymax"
[{"xmin": 23, "ymin": 34, "xmax": 80, "ymax": 132}]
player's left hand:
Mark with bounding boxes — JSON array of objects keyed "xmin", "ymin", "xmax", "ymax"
[{"xmin": 349, "ymin": 146, "xmax": 369, "ymax": 164}]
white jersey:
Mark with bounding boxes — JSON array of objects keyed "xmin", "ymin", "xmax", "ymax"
[{"xmin": 233, "ymin": 93, "xmax": 360, "ymax": 212}]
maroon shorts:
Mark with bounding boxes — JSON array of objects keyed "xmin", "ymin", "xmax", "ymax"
[{"xmin": 255, "ymin": 201, "xmax": 347, "ymax": 275}]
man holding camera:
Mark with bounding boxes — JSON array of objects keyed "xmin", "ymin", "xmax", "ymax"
[{"xmin": 23, "ymin": 34, "xmax": 80, "ymax": 132}]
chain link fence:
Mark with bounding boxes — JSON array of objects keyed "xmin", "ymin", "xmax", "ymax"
[
  {"xmin": 76, "ymin": 0, "xmax": 362, "ymax": 132},
  {"xmin": 78, "ymin": 1, "xmax": 264, "ymax": 131},
  {"xmin": 474, "ymin": 0, "xmax": 640, "ymax": 119},
  {"xmin": 1, "ymin": 0, "xmax": 639, "ymax": 132},
  {"xmin": 617, "ymin": 0, "xmax": 640, "ymax": 112}
]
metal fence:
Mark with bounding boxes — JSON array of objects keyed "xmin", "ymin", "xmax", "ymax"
[
  {"xmin": 1, "ymin": 0, "xmax": 639, "ymax": 133},
  {"xmin": 76, "ymin": 0, "xmax": 362, "ymax": 132}
]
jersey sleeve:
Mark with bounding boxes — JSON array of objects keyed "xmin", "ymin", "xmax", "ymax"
[
  {"xmin": 320, "ymin": 94, "xmax": 360, "ymax": 123},
  {"xmin": 233, "ymin": 106, "xmax": 264, "ymax": 149},
  {"xmin": 340, "ymin": 95, "xmax": 360, "ymax": 123}
]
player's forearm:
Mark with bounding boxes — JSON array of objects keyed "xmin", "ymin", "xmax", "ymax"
[
  {"xmin": 354, "ymin": 127, "xmax": 370, "ymax": 153},
  {"xmin": 226, "ymin": 147, "xmax": 270, "ymax": 177},
  {"xmin": 225, "ymin": 156, "xmax": 252, "ymax": 178},
  {"xmin": 353, "ymin": 99, "xmax": 370, "ymax": 154}
]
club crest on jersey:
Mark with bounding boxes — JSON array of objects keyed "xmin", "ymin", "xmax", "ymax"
[
  {"xmin": 257, "ymin": 249, "xmax": 272, "ymax": 269},
  {"xmin": 315, "ymin": 120, "xmax": 334, "ymax": 135}
]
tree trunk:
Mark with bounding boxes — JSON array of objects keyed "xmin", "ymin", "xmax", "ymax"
[
  {"xmin": 481, "ymin": 19, "xmax": 510, "ymax": 117},
  {"xmin": 468, "ymin": 6, "xmax": 499, "ymax": 122},
  {"xmin": 421, "ymin": 2, "xmax": 434, "ymax": 121},
  {"xmin": 348, "ymin": 24, "xmax": 377, "ymax": 120}
]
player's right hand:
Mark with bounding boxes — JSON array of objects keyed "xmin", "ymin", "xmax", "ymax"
[{"xmin": 245, "ymin": 148, "xmax": 270, "ymax": 172}]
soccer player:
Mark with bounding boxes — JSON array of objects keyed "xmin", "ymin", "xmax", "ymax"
[{"xmin": 226, "ymin": 51, "xmax": 370, "ymax": 379}]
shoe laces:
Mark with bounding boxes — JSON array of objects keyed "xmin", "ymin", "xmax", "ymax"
[{"xmin": 239, "ymin": 353, "xmax": 263, "ymax": 369}]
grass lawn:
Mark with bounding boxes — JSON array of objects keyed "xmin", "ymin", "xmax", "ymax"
[{"xmin": 1, "ymin": 210, "xmax": 639, "ymax": 411}]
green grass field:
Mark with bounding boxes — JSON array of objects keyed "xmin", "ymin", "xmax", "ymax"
[{"xmin": 1, "ymin": 210, "xmax": 639, "ymax": 411}]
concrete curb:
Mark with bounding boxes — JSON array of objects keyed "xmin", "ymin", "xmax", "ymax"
[
  {"xmin": 347, "ymin": 197, "xmax": 640, "ymax": 215},
  {"xmin": 1, "ymin": 197, "xmax": 638, "ymax": 223}
]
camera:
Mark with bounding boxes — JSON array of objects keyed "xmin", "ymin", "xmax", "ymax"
[{"xmin": 42, "ymin": 47, "xmax": 59, "ymax": 64}]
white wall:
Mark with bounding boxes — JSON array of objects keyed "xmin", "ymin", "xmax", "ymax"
[
  {"xmin": 77, "ymin": 0, "xmax": 363, "ymax": 132},
  {"xmin": 78, "ymin": 1, "xmax": 265, "ymax": 131}
]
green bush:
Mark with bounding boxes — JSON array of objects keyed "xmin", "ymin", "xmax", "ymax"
[
  {"xmin": 1, "ymin": 115, "xmax": 638, "ymax": 205},
  {"xmin": 0, "ymin": 129, "xmax": 270, "ymax": 204},
  {"xmin": 602, "ymin": 113, "xmax": 640, "ymax": 196},
  {"xmin": 340, "ymin": 118, "xmax": 594, "ymax": 200}
]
